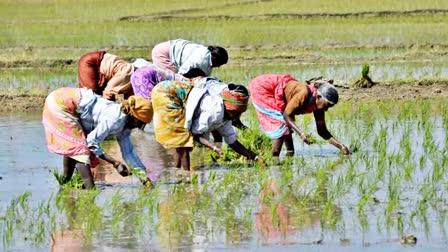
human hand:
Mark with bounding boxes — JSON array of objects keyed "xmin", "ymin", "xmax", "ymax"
[
  {"xmin": 300, "ymin": 133, "xmax": 313, "ymax": 145},
  {"xmin": 341, "ymin": 145, "xmax": 352, "ymax": 156},
  {"xmin": 254, "ymin": 156, "xmax": 267, "ymax": 168},
  {"xmin": 212, "ymin": 146, "xmax": 223, "ymax": 157},
  {"xmin": 131, "ymin": 168, "xmax": 152, "ymax": 187},
  {"xmin": 140, "ymin": 177, "xmax": 153, "ymax": 187},
  {"xmin": 114, "ymin": 162, "xmax": 130, "ymax": 177}
]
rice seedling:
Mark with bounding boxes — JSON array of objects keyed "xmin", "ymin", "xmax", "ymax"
[{"xmin": 0, "ymin": 0, "xmax": 447, "ymax": 249}]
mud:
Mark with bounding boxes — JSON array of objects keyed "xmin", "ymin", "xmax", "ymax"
[
  {"xmin": 1, "ymin": 81, "xmax": 446, "ymax": 113},
  {"xmin": 1, "ymin": 42, "xmax": 447, "ymax": 68},
  {"xmin": 119, "ymin": 0, "xmax": 274, "ymax": 21},
  {"xmin": 119, "ymin": 6, "xmax": 448, "ymax": 21}
]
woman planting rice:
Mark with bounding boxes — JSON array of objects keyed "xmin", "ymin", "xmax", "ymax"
[
  {"xmin": 130, "ymin": 63, "xmax": 205, "ymax": 100},
  {"xmin": 151, "ymin": 38, "xmax": 228, "ymax": 76},
  {"xmin": 42, "ymin": 87, "xmax": 152, "ymax": 189},
  {"xmin": 78, "ymin": 51, "xmax": 134, "ymax": 100},
  {"xmin": 249, "ymin": 74, "xmax": 351, "ymax": 157},
  {"xmin": 151, "ymin": 81, "xmax": 260, "ymax": 170}
]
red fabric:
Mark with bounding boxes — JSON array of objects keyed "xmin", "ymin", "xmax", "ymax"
[
  {"xmin": 250, "ymin": 74, "xmax": 296, "ymax": 112},
  {"xmin": 220, "ymin": 89, "xmax": 249, "ymax": 112},
  {"xmin": 249, "ymin": 74, "xmax": 297, "ymax": 137},
  {"xmin": 90, "ymin": 155, "xmax": 100, "ymax": 168},
  {"xmin": 78, "ymin": 51, "xmax": 106, "ymax": 95}
]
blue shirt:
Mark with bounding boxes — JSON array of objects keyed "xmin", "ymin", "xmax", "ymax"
[{"xmin": 77, "ymin": 88, "xmax": 145, "ymax": 170}]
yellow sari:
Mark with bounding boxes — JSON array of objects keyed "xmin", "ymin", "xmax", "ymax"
[{"xmin": 151, "ymin": 80, "xmax": 194, "ymax": 149}]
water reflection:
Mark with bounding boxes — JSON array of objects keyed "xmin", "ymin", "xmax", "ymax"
[
  {"xmin": 50, "ymin": 190, "xmax": 100, "ymax": 252},
  {"xmin": 1, "ymin": 103, "xmax": 448, "ymax": 251},
  {"xmin": 255, "ymin": 166, "xmax": 342, "ymax": 246}
]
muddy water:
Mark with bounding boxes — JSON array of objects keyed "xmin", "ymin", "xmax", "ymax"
[{"xmin": 0, "ymin": 110, "xmax": 447, "ymax": 251}]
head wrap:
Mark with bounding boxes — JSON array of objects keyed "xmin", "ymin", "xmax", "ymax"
[
  {"xmin": 220, "ymin": 85, "xmax": 249, "ymax": 113},
  {"xmin": 306, "ymin": 76, "xmax": 339, "ymax": 105},
  {"xmin": 121, "ymin": 96, "xmax": 153, "ymax": 124}
]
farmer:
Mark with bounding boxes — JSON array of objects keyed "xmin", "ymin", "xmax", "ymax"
[
  {"xmin": 151, "ymin": 81, "xmax": 260, "ymax": 171},
  {"xmin": 130, "ymin": 63, "xmax": 205, "ymax": 100},
  {"xmin": 131, "ymin": 67, "xmax": 246, "ymax": 141},
  {"xmin": 78, "ymin": 51, "xmax": 134, "ymax": 100},
  {"xmin": 249, "ymin": 74, "xmax": 351, "ymax": 157},
  {"xmin": 42, "ymin": 87, "xmax": 153, "ymax": 189},
  {"xmin": 151, "ymin": 38, "xmax": 228, "ymax": 76},
  {"xmin": 193, "ymin": 76, "xmax": 248, "ymax": 142}
]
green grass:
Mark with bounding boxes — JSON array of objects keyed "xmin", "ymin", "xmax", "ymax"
[
  {"xmin": 1, "ymin": 0, "xmax": 446, "ymax": 23},
  {"xmin": 1, "ymin": 60, "xmax": 448, "ymax": 94},
  {"xmin": 1, "ymin": 0, "xmax": 447, "ymax": 91},
  {"xmin": 183, "ymin": 0, "xmax": 448, "ymax": 16},
  {"xmin": 1, "ymin": 15, "xmax": 448, "ymax": 49}
]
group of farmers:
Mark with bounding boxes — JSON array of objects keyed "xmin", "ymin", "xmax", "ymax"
[{"xmin": 42, "ymin": 38, "xmax": 351, "ymax": 189}]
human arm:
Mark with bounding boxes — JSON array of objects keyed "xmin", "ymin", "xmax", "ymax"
[
  {"xmin": 231, "ymin": 117, "xmax": 248, "ymax": 130},
  {"xmin": 216, "ymin": 121, "xmax": 262, "ymax": 163},
  {"xmin": 313, "ymin": 109, "xmax": 351, "ymax": 155},
  {"xmin": 228, "ymin": 140, "xmax": 258, "ymax": 161},
  {"xmin": 97, "ymin": 152, "xmax": 130, "ymax": 176},
  {"xmin": 87, "ymin": 122, "xmax": 133, "ymax": 176},
  {"xmin": 86, "ymin": 112, "xmax": 135, "ymax": 175},
  {"xmin": 283, "ymin": 112, "xmax": 313, "ymax": 145},
  {"xmin": 193, "ymin": 134, "xmax": 223, "ymax": 156},
  {"xmin": 283, "ymin": 85, "xmax": 314, "ymax": 144},
  {"xmin": 194, "ymin": 129, "xmax": 258, "ymax": 162},
  {"xmin": 117, "ymin": 129, "xmax": 148, "ymax": 177}
]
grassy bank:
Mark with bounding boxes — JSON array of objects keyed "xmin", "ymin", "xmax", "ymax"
[{"xmin": 0, "ymin": 0, "xmax": 447, "ymax": 99}]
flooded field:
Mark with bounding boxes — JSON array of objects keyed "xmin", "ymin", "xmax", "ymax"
[
  {"xmin": 0, "ymin": 98, "xmax": 447, "ymax": 251},
  {"xmin": 1, "ymin": 1, "xmax": 448, "ymax": 250}
]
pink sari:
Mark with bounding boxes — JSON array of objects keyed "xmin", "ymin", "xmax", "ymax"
[
  {"xmin": 42, "ymin": 87, "xmax": 98, "ymax": 166},
  {"xmin": 151, "ymin": 41, "xmax": 177, "ymax": 73},
  {"xmin": 249, "ymin": 74, "xmax": 316, "ymax": 139}
]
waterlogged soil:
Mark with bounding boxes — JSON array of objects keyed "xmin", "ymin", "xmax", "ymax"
[
  {"xmin": 1, "ymin": 109, "xmax": 447, "ymax": 251},
  {"xmin": 1, "ymin": 81, "xmax": 447, "ymax": 112}
]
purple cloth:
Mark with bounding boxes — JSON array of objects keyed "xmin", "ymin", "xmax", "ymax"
[{"xmin": 131, "ymin": 65, "xmax": 184, "ymax": 100}]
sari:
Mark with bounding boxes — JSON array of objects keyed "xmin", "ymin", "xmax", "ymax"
[{"xmin": 151, "ymin": 81, "xmax": 194, "ymax": 149}]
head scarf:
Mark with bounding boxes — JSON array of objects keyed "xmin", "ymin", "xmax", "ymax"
[
  {"xmin": 220, "ymin": 86, "xmax": 249, "ymax": 113},
  {"xmin": 306, "ymin": 76, "xmax": 339, "ymax": 105},
  {"xmin": 121, "ymin": 96, "xmax": 153, "ymax": 124}
]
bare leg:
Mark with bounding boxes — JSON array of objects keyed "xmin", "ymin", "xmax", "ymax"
[
  {"xmin": 175, "ymin": 147, "xmax": 191, "ymax": 171},
  {"xmin": 75, "ymin": 163, "xmax": 95, "ymax": 189},
  {"xmin": 174, "ymin": 148, "xmax": 181, "ymax": 168},
  {"xmin": 180, "ymin": 148, "xmax": 191, "ymax": 171},
  {"xmin": 283, "ymin": 134, "xmax": 295, "ymax": 156},
  {"xmin": 272, "ymin": 138, "xmax": 284, "ymax": 157},
  {"xmin": 62, "ymin": 156, "xmax": 76, "ymax": 184}
]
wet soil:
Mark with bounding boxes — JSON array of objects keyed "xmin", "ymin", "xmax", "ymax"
[
  {"xmin": 0, "ymin": 94, "xmax": 47, "ymax": 112},
  {"xmin": 119, "ymin": 4, "xmax": 448, "ymax": 21},
  {"xmin": 1, "ymin": 81, "xmax": 447, "ymax": 113}
]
